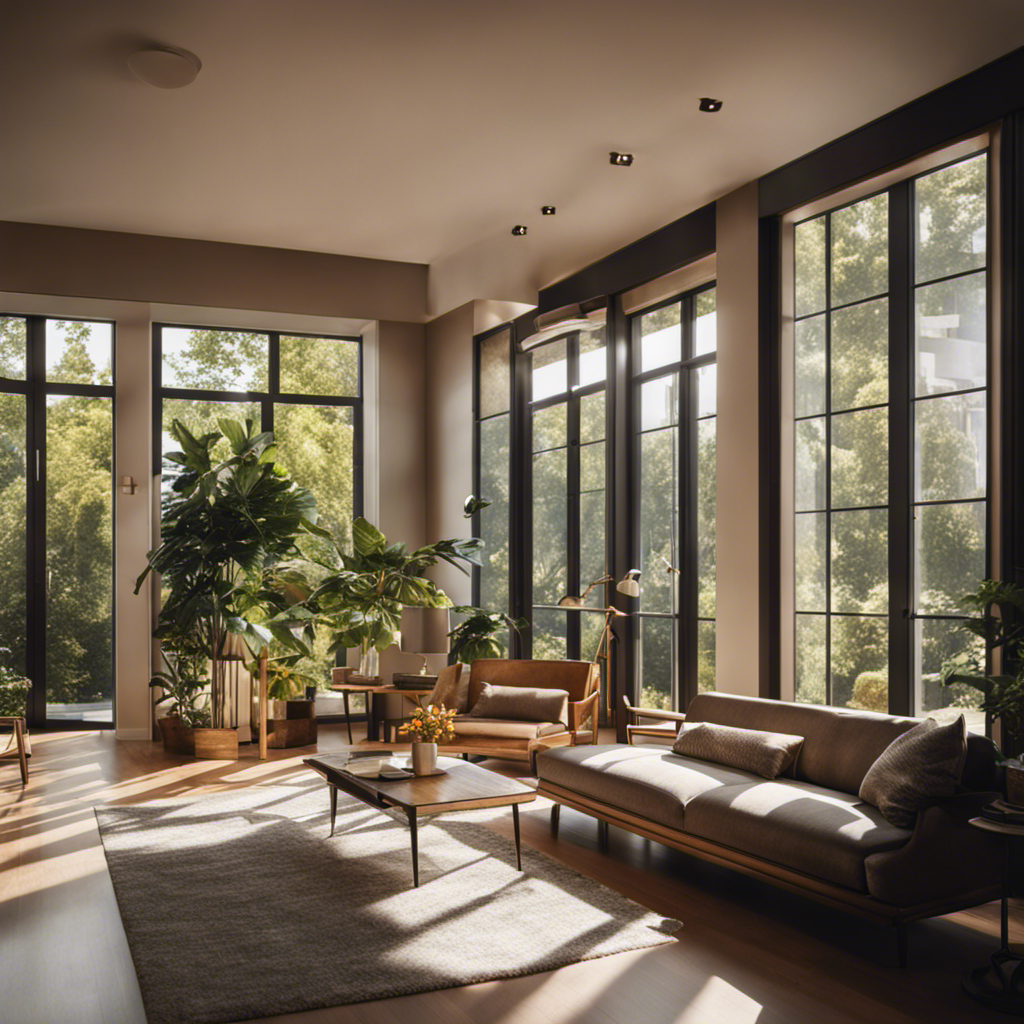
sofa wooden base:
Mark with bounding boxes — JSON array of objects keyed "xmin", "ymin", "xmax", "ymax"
[{"xmin": 538, "ymin": 780, "xmax": 1001, "ymax": 931}]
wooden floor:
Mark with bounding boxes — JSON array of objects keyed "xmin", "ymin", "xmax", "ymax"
[{"xmin": 0, "ymin": 726, "xmax": 1015, "ymax": 1024}]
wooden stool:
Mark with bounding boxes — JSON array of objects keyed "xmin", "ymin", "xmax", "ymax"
[{"xmin": 0, "ymin": 716, "xmax": 29, "ymax": 785}]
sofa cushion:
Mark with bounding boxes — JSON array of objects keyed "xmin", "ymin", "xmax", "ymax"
[
  {"xmin": 453, "ymin": 717, "xmax": 565, "ymax": 740},
  {"xmin": 537, "ymin": 744, "xmax": 762, "ymax": 831},
  {"xmin": 859, "ymin": 716, "xmax": 967, "ymax": 828},
  {"xmin": 426, "ymin": 663, "xmax": 469, "ymax": 714},
  {"xmin": 684, "ymin": 778, "xmax": 912, "ymax": 892},
  {"xmin": 470, "ymin": 682, "xmax": 569, "ymax": 725},
  {"xmin": 672, "ymin": 721, "xmax": 804, "ymax": 779}
]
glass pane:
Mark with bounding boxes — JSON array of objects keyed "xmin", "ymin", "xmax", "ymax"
[
  {"xmin": 794, "ymin": 417, "xmax": 826, "ymax": 512},
  {"xmin": 46, "ymin": 319, "xmax": 113, "ymax": 386},
  {"xmin": 579, "ymin": 391, "xmax": 605, "ymax": 444},
  {"xmin": 639, "ymin": 375, "xmax": 678, "ymax": 431},
  {"xmin": 639, "ymin": 302, "xmax": 682, "ymax": 372},
  {"xmin": 696, "ymin": 364, "xmax": 716, "ymax": 418},
  {"xmin": 697, "ymin": 418, "xmax": 716, "ymax": 617},
  {"xmin": 831, "ymin": 616, "xmax": 888, "ymax": 710},
  {"xmin": 531, "ymin": 608, "xmax": 567, "ymax": 660},
  {"xmin": 0, "ymin": 393, "xmax": 27, "ymax": 678},
  {"xmin": 831, "ymin": 193, "xmax": 888, "ymax": 307},
  {"xmin": 638, "ymin": 616, "xmax": 675, "ymax": 709},
  {"xmin": 795, "ymin": 216, "xmax": 826, "ymax": 318},
  {"xmin": 831, "ymin": 406, "xmax": 888, "ymax": 508},
  {"xmin": 915, "ymin": 271, "xmax": 986, "ymax": 396},
  {"xmin": 794, "ymin": 315, "xmax": 826, "ymax": 418},
  {"xmin": 580, "ymin": 610, "xmax": 606, "ymax": 668},
  {"xmin": 46, "ymin": 395, "xmax": 113, "ymax": 721},
  {"xmin": 532, "ymin": 402, "xmax": 566, "ymax": 452},
  {"xmin": 580, "ymin": 440, "xmax": 604, "ymax": 493},
  {"xmin": 695, "ymin": 288, "xmax": 717, "ymax": 356},
  {"xmin": 914, "ymin": 391, "xmax": 986, "ymax": 501},
  {"xmin": 162, "ymin": 326, "xmax": 268, "ymax": 392},
  {"xmin": 279, "ymin": 335, "xmax": 359, "ymax": 397},
  {"xmin": 639, "ymin": 429, "xmax": 679, "ymax": 614},
  {"xmin": 916, "ymin": 617, "xmax": 984, "ymax": 728},
  {"xmin": 274, "ymin": 403, "xmax": 355, "ymax": 557},
  {"xmin": 915, "ymin": 501, "xmax": 986, "ymax": 615},
  {"xmin": 795, "ymin": 614, "xmax": 827, "ymax": 704},
  {"xmin": 0, "ymin": 316, "xmax": 27, "ymax": 380},
  {"xmin": 579, "ymin": 491, "xmax": 606, "ymax": 607},
  {"xmin": 795, "ymin": 512, "xmax": 827, "ymax": 612},
  {"xmin": 831, "ymin": 298, "xmax": 888, "ymax": 411},
  {"xmin": 532, "ymin": 448, "xmax": 567, "ymax": 605},
  {"xmin": 915, "ymin": 152, "xmax": 987, "ymax": 285},
  {"xmin": 532, "ymin": 337, "xmax": 567, "ymax": 401},
  {"xmin": 697, "ymin": 620, "xmax": 716, "ymax": 693},
  {"xmin": 578, "ymin": 327, "xmax": 606, "ymax": 386},
  {"xmin": 831, "ymin": 509, "xmax": 888, "ymax": 613},
  {"xmin": 478, "ymin": 329, "xmax": 511, "ymax": 417},
  {"xmin": 478, "ymin": 413, "xmax": 510, "ymax": 614}
]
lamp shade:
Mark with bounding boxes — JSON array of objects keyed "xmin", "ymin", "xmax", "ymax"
[
  {"xmin": 400, "ymin": 606, "xmax": 451, "ymax": 654},
  {"xmin": 616, "ymin": 570, "xmax": 641, "ymax": 597}
]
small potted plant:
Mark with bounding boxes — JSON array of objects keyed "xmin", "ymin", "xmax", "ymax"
[
  {"xmin": 447, "ymin": 606, "xmax": 527, "ymax": 664},
  {"xmin": 398, "ymin": 703, "xmax": 457, "ymax": 775},
  {"xmin": 149, "ymin": 650, "xmax": 211, "ymax": 754}
]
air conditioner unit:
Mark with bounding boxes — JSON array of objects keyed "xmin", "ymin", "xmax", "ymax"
[{"xmin": 518, "ymin": 296, "xmax": 608, "ymax": 351}]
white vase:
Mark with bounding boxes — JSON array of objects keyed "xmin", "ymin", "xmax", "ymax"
[
  {"xmin": 358, "ymin": 647, "xmax": 379, "ymax": 677},
  {"xmin": 410, "ymin": 741, "xmax": 437, "ymax": 776}
]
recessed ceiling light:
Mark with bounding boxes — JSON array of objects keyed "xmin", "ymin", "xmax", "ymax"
[
  {"xmin": 541, "ymin": 206, "xmax": 556, "ymax": 215},
  {"xmin": 699, "ymin": 97, "xmax": 723, "ymax": 113},
  {"xmin": 609, "ymin": 152, "xmax": 634, "ymax": 166},
  {"xmin": 511, "ymin": 225, "xmax": 528, "ymax": 236},
  {"xmin": 127, "ymin": 46, "xmax": 202, "ymax": 89}
]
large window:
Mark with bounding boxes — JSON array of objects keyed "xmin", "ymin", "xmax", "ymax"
[
  {"xmin": 154, "ymin": 324, "xmax": 362, "ymax": 682},
  {"xmin": 790, "ymin": 150, "xmax": 987, "ymax": 726},
  {"xmin": 0, "ymin": 315, "xmax": 114, "ymax": 726},
  {"xmin": 632, "ymin": 286, "xmax": 717, "ymax": 709}
]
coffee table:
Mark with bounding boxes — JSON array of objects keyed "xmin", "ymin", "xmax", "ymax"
[{"xmin": 304, "ymin": 754, "xmax": 536, "ymax": 886}]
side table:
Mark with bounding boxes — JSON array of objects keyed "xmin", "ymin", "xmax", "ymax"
[
  {"xmin": 330, "ymin": 674, "xmax": 384, "ymax": 744},
  {"xmin": 965, "ymin": 815, "xmax": 1024, "ymax": 1014}
]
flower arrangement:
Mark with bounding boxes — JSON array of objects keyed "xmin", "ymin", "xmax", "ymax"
[{"xmin": 399, "ymin": 703, "xmax": 457, "ymax": 744}]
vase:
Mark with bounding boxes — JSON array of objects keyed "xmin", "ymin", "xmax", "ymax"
[
  {"xmin": 358, "ymin": 646, "xmax": 379, "ymax": 678},
  {"xmin": 410, "ymin": 741, "xmax": 437, "ymax": 776}
]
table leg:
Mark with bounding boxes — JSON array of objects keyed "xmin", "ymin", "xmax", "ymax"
[
  {"xmin": 513, "ymin": 803, "xmax": 522, "ymax": 871},
  {"xmin": 342, "ymin": 691, "xmax": 352, "ymax": 745},
  {"xmin": 406, "ymin": 809, "xmax": 419, "ymax": 887},
  {"xmin": 1003, "ymin": 836, "xmax": 1012, "ymax": 951},
  {"xmin": 367, "ymin": 691, "xmax": 378, "ymax": 742},
  {"xmin": 15, "ymin": 719, "xmax": 27, "ymax": 785},
  {"xmin": 329, "ymin": 785, "xmax": 337, "ymax": 837}
]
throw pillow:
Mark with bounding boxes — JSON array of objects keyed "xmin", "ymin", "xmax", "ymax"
[
  {"xmin": 469, "ymin": 682, "xmax": 569, "ymax": 726},
  {"xmin": 426, "ymin": 664, "xmax": 469, "ymax": 714},
  {"xmin": 858, "ymin": 716, "xmax": 967, "ymax": 828},
  {"xmin": 672, "ymin": 721, "xmax": 805, "ymax": 779}
]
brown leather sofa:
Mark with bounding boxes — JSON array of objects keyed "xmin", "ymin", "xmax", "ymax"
[
  {"xmin": 437, "ymin": 658, "xmax": 599, "ymax": 764},
  {"xmin": 536, "ymin": 692, "xmax": 1002, "ymax": 962}
]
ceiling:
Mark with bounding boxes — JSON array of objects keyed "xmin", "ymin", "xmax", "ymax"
[{"xmin": 3, "ymin": 0, "xmax": 1024, "ymax": 293}]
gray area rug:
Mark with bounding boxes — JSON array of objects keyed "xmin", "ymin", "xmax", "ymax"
[{"xmin": 95, "ymin": 777, "xmax": 679, "ymax": 1024}]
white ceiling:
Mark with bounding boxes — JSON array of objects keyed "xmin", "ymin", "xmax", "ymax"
[{"xmin": 3, "ymin": 0, "xmax": 1024, "ymax": 291}]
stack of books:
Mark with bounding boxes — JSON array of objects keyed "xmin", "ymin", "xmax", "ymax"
[{"xmin": 981, "ymin": 798, "xmax": 1024, "ymax": 824}]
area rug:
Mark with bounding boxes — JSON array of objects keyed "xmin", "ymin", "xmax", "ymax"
[{"xmin": 95, "ymin": 777, "xmax": 679, "ymax": 1024}]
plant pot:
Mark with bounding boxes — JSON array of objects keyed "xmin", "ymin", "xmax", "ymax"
[
  {"xmin": 193, "ymin": 727, "xmax": 239, "ymax": 760},
  {"xmin": 267, "ymin": 699, "xmax": 317, "ymax": 748},
  {"xmin": 410, "ymin": 741, "xmax": 438, "ymax": 776},
  {"xmin": 157, "ymin": 716, "xmax": 196, "ymax": 755}
]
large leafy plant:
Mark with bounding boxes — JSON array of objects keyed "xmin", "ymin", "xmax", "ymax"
[
  {"xmin": 447, "ymin": 606, "xmax": 527, "ymax": 664},
  {"xmin": 311, "ymin": 517, "xmax": 480, "ymax": 662},
  {"xmin": 942, "ymin": 578, "xmax": 1024, "ymax": 757},
  {"xmin": 135, "ymin": 419, "xmax": 325, "ymax": 727}
]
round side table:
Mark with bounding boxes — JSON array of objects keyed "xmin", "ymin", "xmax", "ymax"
[{"xmin": 965, "ymin": 816, "xmax": 1024, "ymax": 1014}]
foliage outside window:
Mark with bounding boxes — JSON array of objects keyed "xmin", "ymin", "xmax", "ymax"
[
  {"xmin": 791, "ymin": 151, "xmax": 987, "ymax": 727},
  {"xmin": 155, "ymin": 324, "xmax": 362, "ymax": 688},
  {"xmin": 632, "ymin": 286, "xmax": 717, "ymax": 710}
]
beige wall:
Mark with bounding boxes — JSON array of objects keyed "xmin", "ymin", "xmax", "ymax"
[
  {"xmin": 0, "ymin": 221, "xmax": 428, "ymax": 324},
  {"xmin": 714, "ymin": 183, "xmax": 763, "ymax": 697}
]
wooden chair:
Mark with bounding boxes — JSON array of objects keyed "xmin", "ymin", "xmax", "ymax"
[
  {"xmin": 622, "ymin": 697, "xmax": 685, "ymax": 745},
  {"xmin": 0, "ymin": 716, "xmax": 29, "ymax": 785}
]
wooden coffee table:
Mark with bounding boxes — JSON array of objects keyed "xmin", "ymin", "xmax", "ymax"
[{"xmin": 304, "ymin": 754, "xmax": 536, "ymax": 886}]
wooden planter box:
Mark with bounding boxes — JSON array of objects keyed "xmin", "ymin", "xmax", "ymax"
[
  {"xmin": 157, "ymin": 716, "xmax": 196, "ymax": 756},
  {"xmin": 194, "ymin": 727, "xmax": 239, "ymax": 760},
  {"xmin": 267, "ymin": 698, "xmax": 317, "ymax": 749}
]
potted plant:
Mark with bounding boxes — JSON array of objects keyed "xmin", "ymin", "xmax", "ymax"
[
  {"xmin": 447, "ymin": 607, "xmax": 527, "ymax": 664},
  {"xmin": 942, "ymin": 578, "xmax": 1024, "ymax": 758},
  {"xmin": 0, "ymin": 650, "xmax": 32, "ymax": 757},
  {"xmin": 398, "ymin": 702, "xmax": 457, "ymax": 775},
  {"xmin": 149, "ymin": 648, "xmax": 211, "ymax": 754},
  {"xmin": 136, "ymin": 418, "xmax": 325, "ymax": 759},
  {"xmin": 311, "ymin": 517, "xmax": 480, "ymax": 677},
  {"xmin": 251, "ymin": 650, "xmax": 321, "ymax": 748}
]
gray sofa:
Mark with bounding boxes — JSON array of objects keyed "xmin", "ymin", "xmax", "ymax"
[{"xmin": 536, "ymin": 692, "xmax": 1002, "ymax": 962}]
